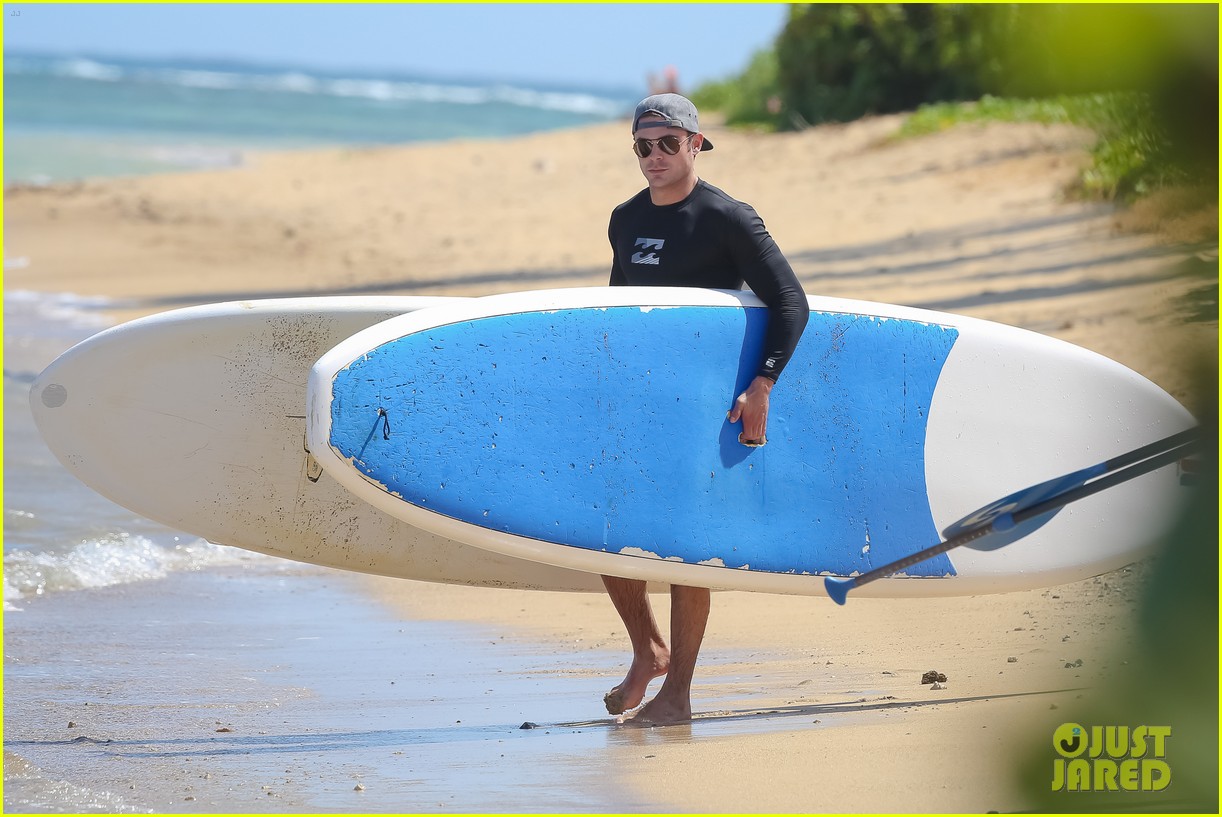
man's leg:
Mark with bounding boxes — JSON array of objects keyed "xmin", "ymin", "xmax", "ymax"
[
  {"xmin": 601, "ymin": 575, "xmax": 670, "ymax": 715},
  {"xmin": 627, "ymin": 584, "xmax": 710, "ymax": 725}
]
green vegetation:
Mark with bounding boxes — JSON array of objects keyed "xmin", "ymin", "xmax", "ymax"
[
  {"xmin": 689, "ymin": 49, "xmax": 779, "ymax": 132},
  {"xmin": 774, "ymin": 4, "xmax": 1010, "ymax": 126},
  {"xmin": 896, "ymin": 95, "xmax": 1075, "ymax": 138},
  {"xmin": 693, "ymin": 5, "xmax": 1009, "ymax": 132},
  {"xmin": 896, "ymin": 92, "xmax": 1186, "ymax": 202},
  {"xmin": 690, "ymin": 4, "xmax": 1217, "ymax": 206}
]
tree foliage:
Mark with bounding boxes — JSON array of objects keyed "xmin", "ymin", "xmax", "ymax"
[
  {"xmin": 773, "ymin": 4, "xmax": 1012, "ymax": 126},
  {"xmin": 690, "ymin": 49, "xmax": 779, "ymax": 130},
  {"xmin": 693, "ymin": 3, "xmax": 1217, "ymax": 199}
]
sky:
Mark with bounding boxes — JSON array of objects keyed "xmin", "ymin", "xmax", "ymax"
[{"xmin": 2, "ymin": 3, "xmax": 790, "ymax": 91}]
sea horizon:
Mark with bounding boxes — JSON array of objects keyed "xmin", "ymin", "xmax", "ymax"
[{"xmin": 3, "ymin": 49, "xmax": 642, "ymax": 185}]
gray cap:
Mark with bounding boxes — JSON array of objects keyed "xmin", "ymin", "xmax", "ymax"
[{"xmin": 632, "ymin": 93, "xmax": 713, "ymax": 151}]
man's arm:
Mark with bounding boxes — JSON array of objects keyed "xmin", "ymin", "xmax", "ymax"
[
  {"xmin": 731, "ymin": 207, "xmax": 809, "ymax": 381},
  {"xmin": 727, "ymin": 205, "xmax": 809, "ymax": 445}
]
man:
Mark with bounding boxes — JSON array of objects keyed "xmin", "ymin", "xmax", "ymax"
[{"xmin": 604, "ymin": 94, "xmax": 809, "ymax": 725}]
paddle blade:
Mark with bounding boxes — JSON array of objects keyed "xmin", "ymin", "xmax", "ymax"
[
  {"xmin": 824, "ymin": 576, "xmax": 854, "ymax": 605},
  {"xmin": 942, "ymin": 463, "xmax": 1104, "ymax": 551}
]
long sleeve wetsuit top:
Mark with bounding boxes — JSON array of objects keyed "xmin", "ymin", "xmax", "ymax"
[{"xmin": 608, "ymin": 179, "xmax": 809, "ymax": 381}]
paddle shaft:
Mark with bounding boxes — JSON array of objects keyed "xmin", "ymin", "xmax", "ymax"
[{"xmin": 1100, "ymin": 427, "xmax": 1200, "ymax": 474}]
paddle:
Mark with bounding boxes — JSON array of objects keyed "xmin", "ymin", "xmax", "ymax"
[{"xmin": 824, "ymin": 427, "xmax": 1202, "ymax": 606}]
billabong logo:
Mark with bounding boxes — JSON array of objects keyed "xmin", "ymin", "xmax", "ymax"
[{"xmin": 632, "ymin": 237, "xmax": 664, "ymax": 265}]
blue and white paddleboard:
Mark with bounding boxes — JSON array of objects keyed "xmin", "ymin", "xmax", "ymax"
[{"xmin": 307, "ymin": 287, "xmax": 1195, "ymax": 597}]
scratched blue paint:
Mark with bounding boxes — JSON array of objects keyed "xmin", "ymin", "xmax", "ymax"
[{"xmin": 329, "ymin": 306, "xmax": 959, "ymax": 577}]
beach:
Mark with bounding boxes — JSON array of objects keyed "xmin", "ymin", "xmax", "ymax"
[{"xmin": 4, "ymin": 114, "xmax": 1216, "ymax": 812}]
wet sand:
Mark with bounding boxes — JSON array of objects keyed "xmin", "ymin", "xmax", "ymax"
[
  {"xmin": 3, "ymin": 558, "xmax": 658, "ymax": 812},
  {"xmin": 4, "ymin": 114, "xmax": 1216, "ymax": 812},
  {"xmin": 0, "ymin": 559, "xmax": 1175, "ymax": 813}
]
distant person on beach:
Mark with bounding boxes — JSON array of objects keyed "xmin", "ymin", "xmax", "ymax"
[
  {"xmin": 647, "ymin": 65, "xmax": 681, "ymax": 95},
  {"xmin": 603, "ymin": 93, "xmax": 809, "ymax": 725}
]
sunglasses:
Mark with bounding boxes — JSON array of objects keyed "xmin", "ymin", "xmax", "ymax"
[{"xmin": 632, "ymin": 133, "xmax": 696, "ymax": 158}]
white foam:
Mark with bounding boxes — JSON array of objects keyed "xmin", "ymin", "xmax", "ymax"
[
  {"xmin": 2, "ymin": 533, "xmax": 259, "ymax": 608},
  {"xmin": 24, "ymin": 55, "xmax": 626, "ymax": 117},
  {"xmin": 49, "ymin": 57, "xmax": 124, "ymax": 82},
  {"xmin": 4, "ymin": 289, "xmax": 116, "ymax": 329}
]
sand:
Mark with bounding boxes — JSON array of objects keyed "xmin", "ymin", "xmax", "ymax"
[{"xmin": 4, "ymin": 114, "xmax": 1216, "ymax": 812}]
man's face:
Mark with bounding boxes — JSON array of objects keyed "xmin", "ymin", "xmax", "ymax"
[{"xmin": 633, "ymin": 116, "xmax": 701, "ymax": 193}]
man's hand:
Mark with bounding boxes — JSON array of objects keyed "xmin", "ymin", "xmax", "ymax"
[{"xmin": 727, "ymin": 376, "xmax": 774, "ymax": 447}]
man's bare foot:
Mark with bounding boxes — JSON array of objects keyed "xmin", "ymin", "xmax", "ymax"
[
  {"xmin": 603, "ymin": 651, "xmax": 669, "ymax": 715},
  {"xmin": 622, "ymin": 694, "xmax": 692, "ymax": 726}
]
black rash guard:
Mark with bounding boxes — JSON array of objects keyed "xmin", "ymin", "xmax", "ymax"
[{"xmin": 608, "ymin": 179, "xmax": 808, "ymax": 381}]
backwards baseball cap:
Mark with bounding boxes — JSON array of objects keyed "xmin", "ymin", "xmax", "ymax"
[{"xmin": 632, "ymin": 93, "xmax": 713, "ymax": 151}]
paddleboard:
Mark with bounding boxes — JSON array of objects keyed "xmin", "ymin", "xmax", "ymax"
[
  {"xmin": 308, "ymin": 287, "xmax": 1196, "ymax": 598},
  {"xmin": 28, "ymin": 297, "xmax": 617, "ymax": 592}
]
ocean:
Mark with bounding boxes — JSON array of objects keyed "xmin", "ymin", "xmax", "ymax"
[
  {"xmin": 2, "ymin": 51, "xmax": 637, "ymax": 185},
  {"xmin": 1, "ymin": 53, "xmax": 661, "ymax": 812}
]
